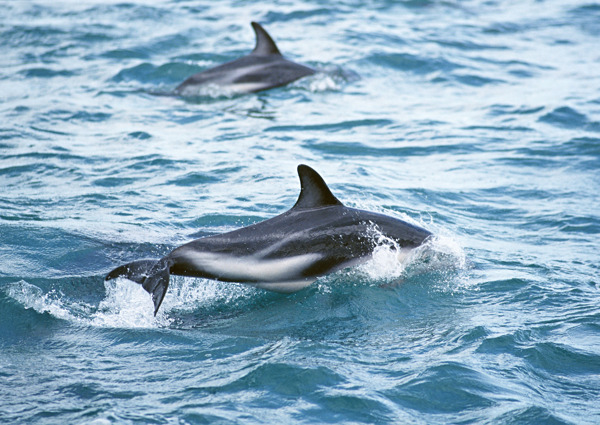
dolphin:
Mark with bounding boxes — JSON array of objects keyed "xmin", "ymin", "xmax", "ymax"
[
  {"xmin": 175, "ymin": 22, "xmax": 315, "ymax": 95},
  {"xmin": 106, "ymin": 165, "xmax": 432, "ymax": 315}
]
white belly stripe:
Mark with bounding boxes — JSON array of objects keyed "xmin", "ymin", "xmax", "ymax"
[{"xmin": 181, "ymin": 251, "xmax": 323, "ymax": 283}]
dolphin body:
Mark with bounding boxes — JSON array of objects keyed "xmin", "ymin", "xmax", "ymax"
[
  {"xmin": 106, "ymin": 165, "xmax": 432, "ymax": 315},
  {"xmin": 175, "ymin": 22, "xmax": 315, "ymax": 95}
]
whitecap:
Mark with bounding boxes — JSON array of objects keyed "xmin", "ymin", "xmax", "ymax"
[{"xmin": 4, "ymin": 280, "xmax": 81, "ymax": 322}]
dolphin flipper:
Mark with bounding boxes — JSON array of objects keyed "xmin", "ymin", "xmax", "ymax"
[{"xmin": 106, "ymin": 258, "xmax": 171, "ymax": 316}]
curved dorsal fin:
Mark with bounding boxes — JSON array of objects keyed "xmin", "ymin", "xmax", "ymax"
[
  {"xmin": 293, "ymin": 164, "xmax": 343, "ymax": 209},
  {"xmin": 250, "ymin": 22, "xmax": 281, "ymax": 56}
]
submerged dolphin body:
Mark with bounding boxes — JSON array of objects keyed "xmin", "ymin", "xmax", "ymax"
[
  {"xmin": 175, "ymin": 22, "xmax": 315, "ymax": 95},
  {"xmin": 106, "ymin": 165, "xmax": 432, "ymax": 315}
]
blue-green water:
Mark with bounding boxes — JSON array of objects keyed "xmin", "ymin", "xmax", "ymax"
[{"xmin": 1, "ymin": 0, "xmax": 599, "ymax": 423}]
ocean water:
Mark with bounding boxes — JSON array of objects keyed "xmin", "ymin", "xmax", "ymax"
[{"xmin": 1, "ymin": 0, "xmax": 599, "ymax": 423}]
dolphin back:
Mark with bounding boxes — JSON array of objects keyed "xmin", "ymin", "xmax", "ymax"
[
  {"xmin": 106, "ymin": 258, "xmax": 171, "ymax": 316},
  {"xmin": 175, "ymin": 22, "xmax": 315, "ymax": 95}
]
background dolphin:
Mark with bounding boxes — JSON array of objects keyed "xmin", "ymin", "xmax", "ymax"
[
  {"xmin": 106, "ymin": 165, "xmax": 432, "ymax": 315},
  {"xmin": 175, "ymin": 22, "xmax": 315, "ymax": 95}
]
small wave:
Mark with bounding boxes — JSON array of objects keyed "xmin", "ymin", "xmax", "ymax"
[
  {"xmin": 306, "ymin": 73, "xmax": 342, "ymax": 92},
  {"xmin": 300, "ymin": 66, "xmax": 360, "ymax": 92},
  {"xmin": 111, "ymin": 62, "xmax": 196, "ymax": 86},
  {"xmin": 4, "ymin": 280, "xmax": 81, "ymax": 322},
  {"xmin": 266, "ymin": 119, "xmax": 392, "ymax": 133},
  {"xmin": 3, "ymin": 279, "xmax": 171, "ymax": 329},
  {"xmin": 19, "ymin": 67, "xmax": 75, "ymax": 78},
  {"xmin": 409, "ymin": 234, "xmax": 469, "ymax": 274},
  {"xmin": 2, "ymin": 275, "xmax": 262, "ymax": 329},
  {"xmin": 388, "ymin": 362, "xmax": 498, "ymax": 413},
  {"xmin": 452, "ymin": 73, "xmax": 505, "ymax": 87},
  {"xmin": 538, "ymin": 106, "xmax": 600, "ymax": 132},
  {"xmin": 568, "ymin": 3, "xmax": 600, "ymax": 36},
  {"xmin": 367, "ymin": 51, "xmax": 462, "ymax": 75}
]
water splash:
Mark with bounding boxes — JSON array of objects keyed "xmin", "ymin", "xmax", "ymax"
[
  {"xmin": 3, "ymin": 279, "xmax": 170, "ymax": 328},
  {"xmin": 4, "ymin": 280, "xmax": 80, "ymax": 322},
  {"xmin": 303, "ymin": 66, "xmax": 360, "ymax": 92},
  {"xmin": 90, "ymin": 278, "xmax": 172, "ymax": 328},
  {"xmin": 159, "ymin": 275, "xmax": 255, "ymax": 315},
  {"xmin": 352, "ymin": 224, "xmax": 468, "ymax": 290}
]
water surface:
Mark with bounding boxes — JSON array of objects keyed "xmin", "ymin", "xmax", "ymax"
[{"xmin": 1, "ymin": 0, "xmax": 599, "ymax": 424}]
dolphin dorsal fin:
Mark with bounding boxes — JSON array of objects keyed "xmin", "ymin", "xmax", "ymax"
[
  {"xmin": 250, "ymin": 22, "xmax": 281, "ymax": 56},
  {"xmin": 293, "ymin": 165, "xmax": 343, "ymax": 209}
]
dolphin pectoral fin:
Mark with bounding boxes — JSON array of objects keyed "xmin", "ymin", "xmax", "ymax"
[{"xmin": 106, "ymin": 257, "xmax": 171, "ymax": 316}]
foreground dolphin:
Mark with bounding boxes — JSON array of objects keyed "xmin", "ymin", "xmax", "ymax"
[
  {"xmin": 106, "ymin": 165, "xmax": 432, "ymax": 315},
  {"xmin": 175, "ymin": 22, "xmax": 315, "ymax": 95}
]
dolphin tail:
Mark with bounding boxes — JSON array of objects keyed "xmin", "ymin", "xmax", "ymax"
[{"xmin": 105, "ymin": 258, "xmax": 171, "ymax": 316}]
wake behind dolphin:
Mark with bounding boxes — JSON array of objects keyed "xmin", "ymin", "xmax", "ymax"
[
  {"xmin": 175, "ymin": 22, "xmax": 315, "ymax": 95},
  {"xmin": 106, "ymin": 165, "xmax": 432, "ymax": 315}
]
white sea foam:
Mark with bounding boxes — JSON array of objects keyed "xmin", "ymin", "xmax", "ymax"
[
  {"xmin": 307, "ymin": 73, "xmax": 342, "ymax": 92},
  {"xmin": 356, "ymin": 227, "xmax": 409, "ymax": 281},
  {"xmin": 91, "ymin": 277, "xmax": 251, "ymax": 328},
  {"xmin": 5, "ymin": 280, "xmax": 80, "ymax": 322},
  {"xmin": 159, "ymin": 276, "xmax": 252, "ymax": 313},
  {"xmin": 4, "ymin": 279, "xmax": 169, "ymax": 328},
  {"xmin": 350, "ymin": 224, "xmax": 468, "ymax": 287},
  {"xmin": 89, "ymin": 278, "xmax": 171, "ymax": 328}
]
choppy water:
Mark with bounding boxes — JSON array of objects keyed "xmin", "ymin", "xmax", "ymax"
[{"xmin": 1, "ymin": 0, "xmax": 600, "ymax": 424}]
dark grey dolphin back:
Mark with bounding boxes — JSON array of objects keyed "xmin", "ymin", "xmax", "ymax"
[
  {"xmin": 250, "ymin": 22, "xmax": 281, "ymax": 56},
  {"xmin": 293, "ymin": 165, "xmax": 343, "ymax": 209},
  {"xmin": 176, "ymin": 22, "xmax": 315, "ymax": 95}
]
